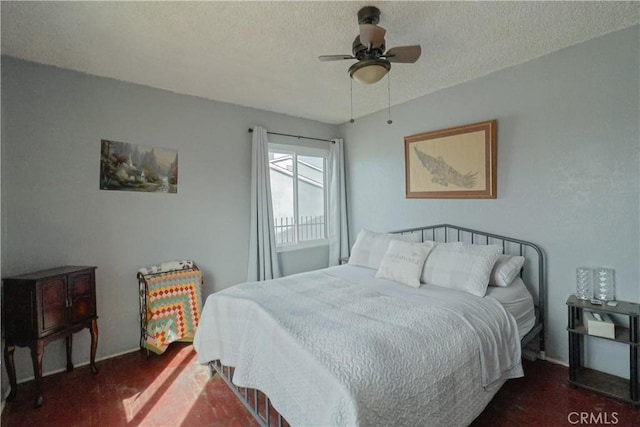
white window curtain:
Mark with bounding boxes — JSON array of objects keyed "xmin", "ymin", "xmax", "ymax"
[
  {"xmin": 247, "ymin": 126, "xmax": 281, "ymax": 281},
  {"xmin": 328, "ymin": 138, "xmax": 349, "ymax": 266}
]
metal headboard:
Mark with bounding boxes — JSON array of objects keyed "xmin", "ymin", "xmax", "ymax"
[{"xmin": 390, "ymin": 224, "xmax": 546, "ymax": 357}]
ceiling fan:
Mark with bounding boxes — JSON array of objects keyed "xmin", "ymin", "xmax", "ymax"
[{"xmin": 319, "ymin": 6, "xmax": 422, "ymax": 85}]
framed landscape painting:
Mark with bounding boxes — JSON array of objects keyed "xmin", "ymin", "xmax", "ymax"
[
  {"xmin": 404, "ymin": 120, "xmax": 497, "ymax": 199},
  {"xmin": 100, "ymin": 139, "xmax": 178, "ymax": 193}
]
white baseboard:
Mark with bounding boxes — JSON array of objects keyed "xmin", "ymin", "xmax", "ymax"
[
  {"xmin": 1, "ymin": 346, "xmax": 141, "ymax": 414},
  {"xmin": 13, "ymin": 347, "xmax": 141, "ymax": 385},
  {"xmin": 543, "ymin": 356, "xmax": 569, "ymax": 367}
]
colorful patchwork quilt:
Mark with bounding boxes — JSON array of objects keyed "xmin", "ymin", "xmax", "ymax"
[{"xmin": 139, "ymin": 265, "xmax": 202, "ymax": 355}]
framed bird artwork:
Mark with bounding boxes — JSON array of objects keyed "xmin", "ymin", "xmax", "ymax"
[{"xmin": 404, "ymin": 120, "xmax": 497, "ymax": 199}]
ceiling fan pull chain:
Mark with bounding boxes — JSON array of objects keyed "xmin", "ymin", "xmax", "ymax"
[
  {"xmin": 350, "ymin": 78, "xmax": 355, "ymax": 123},
  {"xmin": 387, "ymin": 73, "xmax": 393, "ymax": 125}
]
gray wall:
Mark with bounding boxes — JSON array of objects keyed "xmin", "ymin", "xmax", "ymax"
[
  {"xmin": 0, "ymin": 56, "xmax": 336, "ymax": 384},
  {"xmin": 341, "ymin": 26, "xmax": 639, "ymax": 377},
  {"xmin": 2, "ymin": 25, "xmax": 637, "ymax": 391}
]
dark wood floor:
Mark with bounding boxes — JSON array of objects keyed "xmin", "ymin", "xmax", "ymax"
[{"xmin": 2, "ymin": 342, "xmax": 638, "ymax": 426}]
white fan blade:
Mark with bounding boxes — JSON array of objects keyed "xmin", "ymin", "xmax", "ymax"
[
  {"xmin": 385, "ymin": 45, "xmax": 422, "ymax": 63},
  {"xmin": 360, "ymin": 24, "xmax": 386, "ymax": 49}
]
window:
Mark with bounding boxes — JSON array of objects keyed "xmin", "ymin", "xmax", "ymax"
[{"xmin": 269, "ymin": 143, "xmax": 328, "ymax": 249}]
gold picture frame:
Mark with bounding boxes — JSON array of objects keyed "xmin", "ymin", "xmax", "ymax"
[{"xmin": 404, "ymin": 120, "xmax": 497, "ymax": 199}]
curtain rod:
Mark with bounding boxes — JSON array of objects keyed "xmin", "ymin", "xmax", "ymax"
[{"xmin": 248, "ymin": 128, "xmax": 334, "ymax": 143}]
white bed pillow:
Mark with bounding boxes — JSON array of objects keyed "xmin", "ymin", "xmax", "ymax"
[
  {"xmin": 489, "ymin": 255, "xmax": 525, "ymax": 287},
  {"xmin": 420, "ymin": 242, "xmax": 502, "ymax": 297},
  {"xmin": 375, "ymin": 240, "xmax": 435, "ymax": 288},
  {"xmin": 348, "ymin": 229, "xmax": 421, "ymax": 270}
]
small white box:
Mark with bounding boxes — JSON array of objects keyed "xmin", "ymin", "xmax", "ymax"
[{"xmin": 584, "ymin": 311, "xmax": 615, "ymax": 339}]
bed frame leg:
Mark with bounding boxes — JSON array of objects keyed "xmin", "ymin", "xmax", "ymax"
[{"xmin": 208, "ymin": 362, "xmax": 217, "ymax": 378}]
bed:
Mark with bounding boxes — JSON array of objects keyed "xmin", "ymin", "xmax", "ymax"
[{"xmin": 193, "ymin": 224, "xmax": 546, "ymax": 426}]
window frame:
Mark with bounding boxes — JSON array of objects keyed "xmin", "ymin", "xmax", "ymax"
[{"xmin": 268, "ymin": 142, "xmax": 329, "ymax": 251}]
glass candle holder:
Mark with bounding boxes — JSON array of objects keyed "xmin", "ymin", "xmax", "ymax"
[
  {"xmin": 575, "ymin": 267, "xmax": 593, "ymax": 300},
  {"xmin": 593, "ymin": 267, "xmax": 615, "ymax": 301}
]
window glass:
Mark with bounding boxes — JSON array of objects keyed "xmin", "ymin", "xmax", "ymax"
[
  {"xmin": 269, "ymin": 151, "xmax": 295, "ymax": 245},
  {"xmin": 297, "ymin": 155, "xmax": 325, "ymax": 242},
  {"xmin": 269, "ymin": 147, "xmax": 327, "ymax": 247}
]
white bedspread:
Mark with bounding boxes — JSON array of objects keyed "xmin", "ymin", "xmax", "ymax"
[{"xmin": 194, "ymin": 265, "xmax": 523, "ymax": 426}]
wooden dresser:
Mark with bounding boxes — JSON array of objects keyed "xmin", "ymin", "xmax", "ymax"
[{"xmin": 3, "ymin": 266, "xmax": 99, "ymax": 407}]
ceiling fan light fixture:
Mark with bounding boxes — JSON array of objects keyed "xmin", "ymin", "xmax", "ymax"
[{"xmin": 348, "ymin": 59, "xmax": 391, "ymax": 85}]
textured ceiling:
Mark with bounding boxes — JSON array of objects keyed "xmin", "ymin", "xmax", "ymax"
[{"xmin": 2, "ymin": 1, "xmax": 638, "ymax": 124}]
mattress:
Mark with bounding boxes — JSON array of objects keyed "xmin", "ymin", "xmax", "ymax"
[
  {"xmin": 194, "ymin": 264, "xmax": 523, "ymax": 426},
  {"xmin": 485, "ymin": 277, "xmax": 536, "ymax": 339}
]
